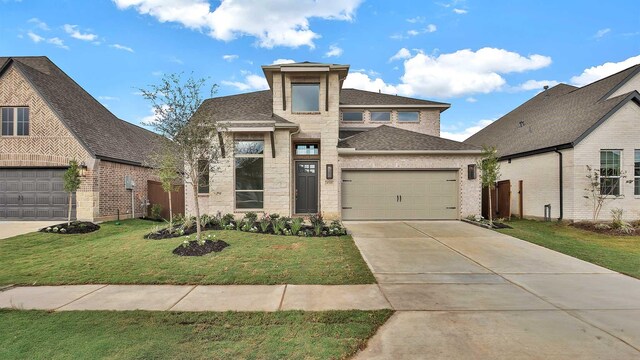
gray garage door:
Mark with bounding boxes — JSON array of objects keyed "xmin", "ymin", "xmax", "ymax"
[
  {"xmin": 341, "ymin": 170, "xmax": 459, "ymax": 220},
  {"xmin": 0, "ymin": 168, "xmax": 73, "ymax": 220}
]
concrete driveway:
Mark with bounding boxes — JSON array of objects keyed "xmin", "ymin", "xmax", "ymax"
[
  {"xmin": 0, "ymin": 221, "xmax": 58, "ymax": 240},
  {"xmin": 348, "ymin": 221, "xmax": 640, "ymax": 359}
]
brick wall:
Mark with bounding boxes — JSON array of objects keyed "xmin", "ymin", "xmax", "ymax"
[{"xmin": 97, "ymin": 160, "xmax": 158, "ymax": 221}]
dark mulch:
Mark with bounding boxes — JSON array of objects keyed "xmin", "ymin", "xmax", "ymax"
[
  {"xmin": 172, "ymin": 240, "xmax": 229, "ymax": 256},
  {"xmin": 571, "ymin": 221, "xmax": 637, "ymax": 236},
  {"xmin": 145, "ymin": 224, "xmax": 221, "ymax": 240},
  {"xmin": 138, "ymin": 217, "xmax": 165, "ymax": 223},
  {"xmin": 40, "ymin": 221, "xmax": 100, "ymax": 234}
]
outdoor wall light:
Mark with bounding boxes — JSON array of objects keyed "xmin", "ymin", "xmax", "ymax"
[
  {"xmin": 326, "ymin": 164, "xmax": 334, "ymax": 180},
  {"xmin": 79, "ymin": 161, "xmax": 88, "ymax": 177},
  {"xmin": 468, "ymin": 164, "xmax": 476, "ymax": 180}
]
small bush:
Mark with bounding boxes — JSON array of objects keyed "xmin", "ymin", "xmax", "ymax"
[
  {"xmin": 221, "ymin": 213, "xmax": 235, "ymax": 226},
  {"xmin": 594, "ymin": 223, "xmax": 611, "ymax": 230},
  {"xmin": 290, "ymin": 217, "xmax": 304, "ymax": 235},
  {"xmin": 243, "ymin": 212, "xmax": 258, "ymax": 225},
  {"xmin": 258, "ymin": 214, "xmax": 271, "ymax": 233},
  {"xmin": 150, "ymin": 204, "xmax": 163, "ymax": 220},
  {"xmin": 310, "ymin": 213, "xmax": 325, "ymax": 236},
  {"xmin": 611, "ymin": 208, "xmax": 634, "ymax": 234},
  {"xmin": 272, "ymin": 217, "xmax": 286, "ymax": 235},
  {"xmin": 173, "ymin": 213, "xmax": 185, "ymax": 225},
  {"xmin": 328, "ymin": 220, "xmax": 347, "ymax": 236}
]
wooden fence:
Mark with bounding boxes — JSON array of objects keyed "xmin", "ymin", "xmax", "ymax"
[{"xmin": 147, "ymin": 180, "xmax": 185, "ymax": 220}]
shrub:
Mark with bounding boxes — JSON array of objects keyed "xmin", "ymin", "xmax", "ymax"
[
  {"xmin": 199, "ymin": 214, "xmax": 211, "ymax": 228},
  {"xmin": 595, "ymin": 223, "xmax": 611, "ymax": 230},
  {"xmin": 150, "ymin": 204, "xmax": 163, "ymax": 220},
  {"xmin": 269, "ymin": 213, "xmax": 280, "ymax": 220},
  {"xmin": 328, "ymin": 220, "xmax": 347, "ymax": 236},
  {"xmin": 243, "ymin": 212, "xmax": 258, "ymax": 225},
  {"xmin": 310, "ymin": 213, "xmax": 325, "ymax": 236},
  {"xmin": 290, "ymin": 217, "xmax": 304, "ymax": 235},
  {"xmin": 221, "ymin": 213, "xmax": 235, "ymax": 226},
  {"xmin": 272, "ymin": 217, "xmax": 287, "ymax": 235},
  {"xmin": 611, "ymin": 208, "xmax": 634, "ymax": 234},
  {"xmin": 258, "ymin": 214, "xmax": 271, "ymax": 233},
  {"xmin": 173, "ymin": 213, "xmax": 185, "ymax": 225}
]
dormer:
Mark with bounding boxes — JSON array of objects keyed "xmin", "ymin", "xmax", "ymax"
[{"xmin": 262, "ymin": 62, "xmax": 349, "ymax": 120}]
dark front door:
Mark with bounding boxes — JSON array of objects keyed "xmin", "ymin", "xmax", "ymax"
[{"xmin": 295, "ymin": 161, "xmax": 318, "ymax": 214}]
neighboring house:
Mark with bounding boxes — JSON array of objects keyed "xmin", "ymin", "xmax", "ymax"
[
  {"xmin": 0, "ymin": 56, "xmax": 165, "ymax": 221},
  {"xmin": 187, "ymin": 61, "xmax": 481, "ymax": 221},
  {"xmin": 465, "ymin": 63, "xmax": 640, "ymax": 221}
]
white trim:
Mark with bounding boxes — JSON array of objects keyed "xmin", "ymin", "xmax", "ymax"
[{"xmin": 338, "ymin": 148, "xmax": 482, "ymax": 155}]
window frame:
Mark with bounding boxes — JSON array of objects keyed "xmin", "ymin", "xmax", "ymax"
[
  {"xmin": 197, "ymin": 159, "xmax": 210, "ymax": 194},
  {"xmin": 295, "ymin": 143, "xmax": 319, "ymax": 156},
  {"xmin": 635, "ymin": 149, "xmax": 640, "ymax": 196},
  {"xmin": 370, "ymin": 110, "xmax": 391, "ymax": 122},
  {"xmin": 600, "ymin": 149, "xmax": 622, "ymax": 196},
  {"xmin": 341, "ymin": 110, "xmax": 364, "ymax": 122},
  {"xmin": 234, "ymin": 139, "xmax": 265, "ymax": 210},
  {"xmin": 397, "ymin": 111, "xmax": 420, "ymax": 122},
  {"xmin": 291, "ymin": 83, "xmax": 320, "ymax": 113},
  {"xmin": 1, "ymin": 107, "xmax": 29, "ymax": 137}
]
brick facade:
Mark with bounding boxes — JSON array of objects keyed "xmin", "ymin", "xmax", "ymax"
[{"xmin": 339, "ymin": 109, "xmax": 441, "ymax": 136}]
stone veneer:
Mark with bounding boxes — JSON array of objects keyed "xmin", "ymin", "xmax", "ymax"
[{"xmin": 339, "ymin": 109, "xmax": 441, "ymax": 136}]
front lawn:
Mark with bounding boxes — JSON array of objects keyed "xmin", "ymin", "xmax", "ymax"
[
  {"xmin": 0, "ymin": 219, "xmax": 375, "ymax": 285},
  {"xmin": 0, "ymin": 309, "xmax": 392, "ymax": 359},
  {"xmin": 497, "ymin": 219, "xmax": 640, "ymax": 279}
]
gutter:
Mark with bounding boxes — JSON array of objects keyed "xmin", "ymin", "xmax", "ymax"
[
  {"xmin": 338, "ymin": 148, "xmax": 483, "ymax": 155},
  {"xmin": 554, "ymin": 148, "xmax": 564, "ymax": 221}
]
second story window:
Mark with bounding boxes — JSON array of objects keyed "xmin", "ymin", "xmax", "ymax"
[
  {"xmin": 342, "ymin": 111, "xmax": 363, "ymax": 122},
  {"xmin": 1, "ymin": 107, "xmax": 29, "ymax": 136},
  {"xmin": 292, "ymin": 83, "xmax": 320, "ymax": 112},
  {"xmin": 398, "ymin": 111, "xmax": 420, "ymax": 122},
  {"xmin": 370, "ymin": 111, "xmax": 391, "ymax": 122}
]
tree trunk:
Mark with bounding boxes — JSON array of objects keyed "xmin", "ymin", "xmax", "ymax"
[
  {"xmin": 168, "ymin": 189, "xmax": 173, "ymax": 229},
  {"xmin": 67, "ymin": 192, "xmax": 72, "ymax": 226},
  {"xmin": 488, "ymin": 186, "xmax": 493, "ymax": 227}
]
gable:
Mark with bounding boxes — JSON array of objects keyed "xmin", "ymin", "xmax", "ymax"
[{"xmin": 607, "ymin": 68, "xmax": 640, "ymax": 99}]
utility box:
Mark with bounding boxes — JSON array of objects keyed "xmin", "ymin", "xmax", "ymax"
[{"xmin": 124, "ymin": 175, "xmax": 135, "ymax": 190}]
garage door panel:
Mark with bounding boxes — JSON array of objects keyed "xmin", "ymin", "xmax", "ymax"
[
  {"xmin": 342, "ymin": 170, "xmax": 459, "ymax": 220},
  {"xmin": 0, "ymin": 168, "xmax": 72, "ymax": 220}
]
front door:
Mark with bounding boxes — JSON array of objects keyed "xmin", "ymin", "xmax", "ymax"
[{"xmin": 295, "ymin": 161, "xmax": 318, "ymax": 214}]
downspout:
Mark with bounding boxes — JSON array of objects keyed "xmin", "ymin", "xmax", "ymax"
[{"xmin": 554, "ymin": 148, "xmax": 563, "ymax": 221}]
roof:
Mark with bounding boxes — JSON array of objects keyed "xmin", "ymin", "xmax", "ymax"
[
  {"xmin": 465, "ymin": 63, "xmax": 640, "ymax": 158},
  {"xmin": 340, "ymin": 89, "xmax": 450, "ymax": 108},
  {"xmin": 338, "ymin": 125, "xmax": 480, "ymax": 151},
  {"xmin": 0, "ymin": 56, "xmax": 166, "ymax": 167}
]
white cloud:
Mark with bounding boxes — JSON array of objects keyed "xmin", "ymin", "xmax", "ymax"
[
  {"xmin": 222, "ymin": 73, "xmax": 269, "ymax": 91},
  {"xmin": 570, "ymin": 54, "xmax": 640, "ymax": 86},
  {"xmin": 63, "ymin": 24, "xmax": 98, "ymax": 41},
  {"xmin": 113, "ymin": 0, "xmax": 363, "ymax": 48},
  {"xmin": 141, "ymin": 105, "xmax": 169, "ymax": 125},
  {"xmin": 47, "ymin": 37, "xmax": 69, "ymax": 49},
  {"xmin": 441, "ymin": 119, "xmax": 494, "ymax": 142},
  {"xmin": 453, "ymin": 8, "xmax": 468, "ymax": 14},
  {"xmin": 27, "ymin": 31, "xmax": 44, "ymax": 43},
  {"xmin": 425, "ymin": 24, "xmax": 437, "ymax": 33},
  {"xmin": 343, "ymin": 71, "xmax": 398, "ymax": 94},
  {"xmin": 325, "ymin": 44, "xmax": 343, "ymax": 57},
  {"xmin": 406, "ymin": 16, "xmax": 425, "ymax": 23},
  {"xmin": 517, "ymin": 79, "xmax": 559, "ymax": 91},
  {"xmin": 110, "ymin": 43, "xmax": 134, "ymax": 52},
  {"xmin": 272, "ymin": 58, "xmax": 296, "ymax": 65},
  {"xmin": 465, "ymin": 97, "xmax": 477, "ymax": 103},
  {"xmin": 407, "ymin": 29, "xmax": 420, "ymax": 36},
  {"xmin": 168, "ymin": 56, "xmax": 184, "ymax": 64},
  {"xmin": 594, "ymin": 28, "xmax": 611, "ymax": 39},
  {"xmin": 98, "ymin": 96, "xmax": 119, "ymax": 101},
  {"xmin": 28, "ymin": 18, "xmax": 49, "ymax": 31},
  {"xmin": 389, "ymin": 48, "xmax": 411, "ymax": 62},
  {"xmin": 396, "ymin": 47, "xmax": 552, "ymax": 97},
  {"xmin": 223, "ymin": 54, "xmax": 239, "ymax": 62}
]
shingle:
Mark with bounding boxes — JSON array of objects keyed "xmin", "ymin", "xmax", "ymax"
[
  {"xmin": 1, "ymin": 56, "xmax": 166, "ymax": 166},
  {"xmin": 465, "ymin": 64, "xmax": 640, "ymax": 157},
  {"xmin": 338, "ymin": 125, "xmax": 480, "ymax": 151},
  {"xmin": 340, "ymin": 88, "xmax": 450, "ymax": 107}
]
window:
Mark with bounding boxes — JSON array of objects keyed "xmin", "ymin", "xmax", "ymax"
[
  {"xmin": 398, "ymin": 111, "xmax": 420, "ymax": 122},
  {"xmin": 197, "ymin": 160, "xmax": 209, "ymax": 194},
  {"xmin": 235, "ymin": 140, "xmax": 264, "ymax": 209},
  {"xmin": 342, "ymin": 111, "xmax": 363, "ymax": 122},
  {"xmin": 296, "ymin": 144, "xmax": 319, "ymax": 155},
  {"xmin": 600, "ymin": 150, "xmax": 621, "ymax": 196},
  {"xmin": 370, "ymin": 111, "xmax": 391, "ymax": 122},
  {"xmin": 635, "ymin": 150, "xmax": 640, "ymax": 196},
  {"xmin": 1, "ymin": 107, "xmax": 29, "ymax": 136},
  {"xmin": 292, "ymin": 83, "xmax": 320, "ymax": 112}
]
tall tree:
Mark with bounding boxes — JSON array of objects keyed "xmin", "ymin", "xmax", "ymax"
[
  {"xmin": 63, "ymin": 160, "xmax": 81, "ymax": 226},
  {"xmin": 477, "ymin": 146, "xmax": 501, "ymax": 226},
  {"xmin": 140, "ymin": 73, "xmax": 225, "ymax": 242}
]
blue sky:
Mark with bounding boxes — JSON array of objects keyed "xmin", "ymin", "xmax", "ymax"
[{"xmin": 1, "ymin": 0, "xmax": 639, "ymax": 140}]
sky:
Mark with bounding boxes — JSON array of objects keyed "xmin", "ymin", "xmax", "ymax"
[{"xmin": 1, "ymin": 0, "xmax": 639, "ymax": 141}]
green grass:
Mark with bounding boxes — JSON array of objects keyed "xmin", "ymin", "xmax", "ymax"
[
  {"xmin": 0, "ymin": 219, "xmax": 375, "ymax": 285},
  {"xmin": 0, "ymin": 309, "xmax": 392, "ymax": 360},
  {"xmin": 497, "ymin": 219, "xmax": 640, "ymax": 278}
]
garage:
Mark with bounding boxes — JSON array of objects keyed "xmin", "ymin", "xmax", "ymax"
[
  {"xmin": 0, "ymin": 168, "xmax": 73, "ymax": 220},
  {"xmin": 341, "ymin": 170, "xmax": 459, "ymax": 220}
]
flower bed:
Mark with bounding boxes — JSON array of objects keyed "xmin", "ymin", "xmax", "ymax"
[{"xmin": 40, "ymin": 221, "xmax": 100, "ymax": 234}]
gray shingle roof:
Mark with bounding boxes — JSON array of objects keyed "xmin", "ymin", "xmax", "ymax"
[
  {"xmin": 0, "ymin": 56, "xmax": 166, "ymax": 166},
  {"xmin": 340, "ymin": 89, "xmax": 450, "ymax": 107},
  {"xmin": 338, "ymin": 125, "xmax": 480, "ymax": 151},
  {"xmin": 465, "ymin": 64, "xmax": 640, "ymax": 158}
]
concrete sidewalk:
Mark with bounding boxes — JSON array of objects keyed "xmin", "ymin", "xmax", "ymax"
[
  {"xmin": 0, "ymin": 221, "xmax": 59, "ymax": 240},
  {"xmin": 0, "ymin": 284, "xmax": 391, "ymax": 312}
]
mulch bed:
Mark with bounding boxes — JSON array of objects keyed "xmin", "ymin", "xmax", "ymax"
[
  {"xmin": 172, "ymin": 240, "xmax": 229, "ymax": 256},
  {"xmin": 145, "ymin": 224, "xmax": 221, "ymax": 240},
  {"xmin": 40, "ymin": 221, "xmax": 100, "ymax": 234},
  {"xmin": 571, "ymin": 221, "xmax": 638, "ymax": 236}
]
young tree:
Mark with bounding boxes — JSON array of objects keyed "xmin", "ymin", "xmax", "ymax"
[
  {"xmin": 584, "ymin": 165, "xmax": 631, "ymax": 222},
  {"xmin": 157, "ymin": 150, "xmax": 179, "ymax": 229},
  {"xmin": 63, "ymin": 160, "xmax": 81, "ymax": 226},
  {"xmin": 140, "ymin": 73, "xmax": 225, "ymax": 242},
  {"xmin": 477, "ymin": 146, "xmax": 501, "ymax": 226}
]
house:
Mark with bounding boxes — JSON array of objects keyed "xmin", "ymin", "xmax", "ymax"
[
  {"xmin": 187, "ymin": 61, "xmax": 482, "ymax": 221},
  {"xmin": 0, "ymin": 56, "xmax": 166, "ymax": 221},
  {"xmin": 465, "ymin": 63, "xmax": 640, "ymax": 221}
]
